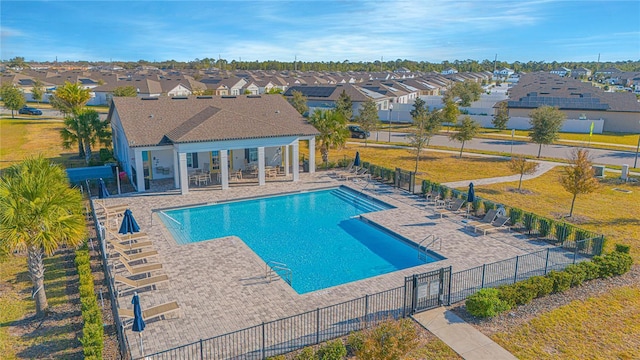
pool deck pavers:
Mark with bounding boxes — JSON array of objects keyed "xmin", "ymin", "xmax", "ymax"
[{"xmin": 101, "ymin": 173, "xmax": 565, "ymax": 358}]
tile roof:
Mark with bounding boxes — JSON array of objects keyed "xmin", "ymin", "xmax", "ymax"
[{"xmin": 111, "ymin": 95, "xmax": 319, "ymax": 147}]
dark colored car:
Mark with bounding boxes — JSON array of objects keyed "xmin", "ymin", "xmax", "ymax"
[
  {"xmin": 19, "ymin": 106, "xmax": 43, "ymax": 115},
  {"xmin": 348, "ymin": 125, "xmax": 369, "ymax": 139}
]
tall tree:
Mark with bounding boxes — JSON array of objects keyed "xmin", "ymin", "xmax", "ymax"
[
  {"xmin": 529, "ymin": 105, "xmax": 566, "ymax": 158},
  {"xmin": 112, "ymin": 85, "xmax": 138, "ymax": 97},
  {"xmin": 442, "ymin": 98, "xmax": 460, "ymax": 125},
  {"xmin": 334, "ymin": 90, "xmax": 353, "ymax": 121},
  {"xmin": 308, "ymin": 109, "xmax": 349, "ymax": 167},
  {"xmin": 8, "ymin": 56, "xmax": 28, "ymax": 69},
  {"xmin": 31, "ymin": 79, "xmax": 44, "ymax": 104},
  {"xmin": 449, "ymin": 116, "xmax": 480, "ymax": 158},
  {"xmin": 61, "ymin": 109, "xmax": 111, "ymax": 164},
  {"xmin": 492, "ymin": 101, "xmax": 510, "ymax": 130},
  {"xmin": 0, "ymin": 84, "xmax": 26, "ymax": 118},
  {"xmin": 354, "ymin": 98, "xmax": 379, "ymax": 147},
  {"xmin": 447, "ymin": 81, "xmax": 483, "ymax": 107},
  {"xmin": 408, "ymin": 98, "xmax": 430, "ymax": 173},
  {"xmin": 0, "ymin": 156, "xmax": 86, "ymax": 316},
  {"xmin": 50, "ymin": 82, "xmax": 92, "ymax": 157},
  {"xmin": 289, "ymin": 90, "xmax": 308, "ymax": 116},
  {"xmin": 560, "ymin": 149, "xmax": 599, "ymax": 217},
  {"xmin": 508, "ymin": 156, "xmax": 539, "ymax": 191}
]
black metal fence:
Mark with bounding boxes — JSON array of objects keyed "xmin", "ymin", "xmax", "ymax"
[
  {"xmin": 137, "ymin": 286, "xmax": 406, "ymax": 360},
  {"xmin": 450, "ymin": 245, "xmax": 585, "ymax": 304}
]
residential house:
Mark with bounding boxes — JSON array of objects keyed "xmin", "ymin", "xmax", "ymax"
[
  {"xmin": 441, "ymin": 68, "xmax": 458, "ymax": 75},
  {"xmin": 550, "ymin": 67, "xmax": 571, "ymax": 77}
]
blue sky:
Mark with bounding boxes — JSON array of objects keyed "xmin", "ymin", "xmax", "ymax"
[{"xmin": 2, "ymin": 1, "xmax": 639, "ymax": 63}]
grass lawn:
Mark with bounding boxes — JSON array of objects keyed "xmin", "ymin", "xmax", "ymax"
[
  {"xmin": 313, "ymin": 144, "xmax": 517, "ymax": 183},
  {"xmin": 0, "ymin": 252, "xmax": 82, "ymax": 359},
  {"xmin": 471, "ymin": 167, "xmax": 640, "ymax": 261},
  {"xmin": 0, "ymin": 118, "xmax": 85, "ymax": 170},
  {"xmin": 492, "ymin": 286, "xmax": 640, "ymax": 360}
]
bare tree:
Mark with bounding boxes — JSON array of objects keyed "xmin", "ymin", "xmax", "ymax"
[
  {"xmin": 508, "ymin": 156, "xmax": 539, "ymax": 191},
  {"xmin": 560, "ymin": 149, "xmax": 599, "ymax": 217}
]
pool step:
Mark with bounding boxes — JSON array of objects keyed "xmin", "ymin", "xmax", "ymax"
[{"xmin": 332, "ymin": 189, "xmax": 387, "ymax": 213}]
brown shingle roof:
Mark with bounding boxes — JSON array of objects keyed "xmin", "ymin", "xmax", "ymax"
[{"xmin": 111, "ymin": 95, "xmax": 319, "ymax": 147}]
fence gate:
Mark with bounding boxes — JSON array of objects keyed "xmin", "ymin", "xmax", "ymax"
[{"xmin": 405, "ymin": 267, "xmax": 451, "ymax": 315}]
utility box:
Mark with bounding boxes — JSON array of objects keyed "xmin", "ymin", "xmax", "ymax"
[
  {"xmin": 621, "ymin": 164, "xmax": 629, "ymax": 180},
  {"xmin": 592, "ymin": 165, "xmax": 606, "ymax": 178}
]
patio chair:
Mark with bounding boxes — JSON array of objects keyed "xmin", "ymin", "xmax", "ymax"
[
  {"xmin": 108, "ymin": 238, "xmax": 155, "ymax": 252},
  {"xmin": 113, "ymin": 273, "xmax": 169, "ymax": 296},
  {"xmin": 464, "ymin": 209, "xmax": 498, "ymax": 230},
  {"xmin": 116, "ymin": 258, "xmax": 163, "ymax": 276},
  {"xmin": 111, "ymin": 246, "xmax": 159, "ymax": 262},
  {"xmin": 329, "ymin": 161, "xmax": 353, "ymax": 176},
  {"xmin": 434, "ymin": 198, "xmax": 465, "ymax": 218},
  {"xmin": 348, "ymin": 168, "xmax": 370, "ymax": 181},
  {"xmin": 107, "ymin": 229, "xmax": 150, "ymax": 244},
  {"xmin": 340, "ymin": 167, "xmax": 367, "ymax": 180},
  {"xmin": 474, "ymin": 215, "xmax": 510, "ymax": 235},
  {"xmin": 119, "ymin": 301, "xmax": 180, "ymax": 327}
]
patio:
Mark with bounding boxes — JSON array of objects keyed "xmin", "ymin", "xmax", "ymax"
[{"xmin": 98, "ymin": 172, "xmax": 571, "ymax": 358}]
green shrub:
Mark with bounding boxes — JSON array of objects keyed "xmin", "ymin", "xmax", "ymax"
[
  {"xmin": 498, "ymin": 282, "xmax": 536, "ymax": 307},
  {"xmin": 509, "ymin": 207, "xmax": 523, "ymax": 226},
  {"xmin": 483, "ymin": 200, "xmax": 495, "ymax": 212},
  {"xmin": 523, "ymin": 213, "xmax": 537, "ymax": 234},
  {"xmin": 266, "ymin": 356, "xmax": 286, "ymax": 360},
  {"xmin": 547, "ymin": 270, "xmax": 572, "ymax": 293},
  {"xmin": 421, "ymin": 179, "xmax": 430, "ymax": 196},
  {"xmin": 574, "ymin": 228, "xmax": 590, "ymax": 241},
  {"xmin": 526, "ymin": 275, "xmax": 554, "ymax": 298},
  {"xmin": 81, "ymin": 322, "xmax": 104, "ymax": 359},
  {"xmin": 593, "ymin": 251, "xmax": 633, "ymax": 278},
  {"xmin": 472, "ymin": 198, "xmax": 482, "ymax": 214},
  {"xmin": 99, "ymin": 148, "xmax": 114, "ymax": 162},
  {"xmin": 439, "ymin": 186, "xmax": 450, "ymax": 200},
  {"xmin": 346, "ymin": 331, "xmax": 365, "ymax": 355},
  {"xmin": 576, "ymin": 260, "xmax": 601, "ymax": 281},
  {"xmin": 355, "ymin": 318, "xmax": 418, "ymax": 360},
  {"xmin": 316, "ymin": 339, "xmax": 347, "ymax": 360},
  {"xmin": 538, "ymin": 218, "xmax": 553, "ymax": 238},
  {"xmin": 615, "ymin": 244, "xmax": 631, "ymax": 254},
  {"xmin": 466, "ymin": 288, "xmax": 510, "ymax": 318},
  {"xmin": 554, "ymin": 223, "xmax": 572, "ymax": 244},
  {"xmin": 293, "ymin": 347, "xmax": 317, "ymax": 360},
  {"xmin": 563, "ymin": 264, "xmax": 587, "ymax": 287}
]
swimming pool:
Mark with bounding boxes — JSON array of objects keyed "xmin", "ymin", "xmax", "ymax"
[{"xmin": 159, "ymin": 187, "xmax": 442, "ymax": 294}]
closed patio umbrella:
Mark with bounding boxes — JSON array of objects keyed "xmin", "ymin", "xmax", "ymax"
[
  {"xmin": 98, "ymin": 178, "xmax": 110, "ymax": 199},
  {"xmin": 131, "ymin": 292, "xmax": 146, "ymax": 356},
  {"xmin": 119, "ymin": 209, "xmax": 140, "ymax": 245},
  {"xmin": 354, "ymin": 151, "xmax": 361, "ymax": 167},
  {"xmin": 466, "ymin": 182, "xmax": 475, "ymax": 217}
]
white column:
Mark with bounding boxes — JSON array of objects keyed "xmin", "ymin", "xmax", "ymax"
[
  {"xmin": 308, "ymin": 138, "xmax": 315, "ymax": 174},
  {"xmin": 134, "ymin": 149, "xmax": 145, "ymax": 192},
  {"xmin": 220, "ymin": 150, "xmax": 229, "ymax": 190},
  {"xmin": 284, "ymin": 145, "xmax": 290, "ymax": 176},
  {"xmin": 292, "ymin": 141, "xmax": 299, "ymax": 182},
  {"xmin": 178, "ymin": 152, "xmax": 189, "ymax": 195},
  {"xmin": 173, "ymin": 150, "xmax": 179, "ymax": 189},
  {"xmin": 258, "ymin": 147, "xmax": 266, "ymax": 185}
]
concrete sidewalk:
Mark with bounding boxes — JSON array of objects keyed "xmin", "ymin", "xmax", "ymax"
[
  {"xmin": 413, "ymin": 307, "xmax": 518, "ymax": 360},
  {"xmin": 442, "ymin": 161, "xmax": 557, "ymax": 188}
]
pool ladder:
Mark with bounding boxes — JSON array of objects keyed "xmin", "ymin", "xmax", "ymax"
[
  {"xmin": 417, "ymin": 234, "xmax": 441, "ymax": 261},
  {"xmin": 265, "ymin": 261, "xmax": 292, "ymax": 285}
]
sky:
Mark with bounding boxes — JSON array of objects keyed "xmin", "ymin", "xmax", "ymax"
[{"xmin": 1, "ymin": 0, "xmax": 639, "ymax": 64}]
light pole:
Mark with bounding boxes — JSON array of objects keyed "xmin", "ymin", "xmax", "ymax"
[
  {"xmin": 634, "ymin": 121, "xmax": 640, "ymax": 169},
  {"xmin": 510, "ymin": 129, "xmax": 515, "ymax": 159},
  {"xmin": 388, "ymin": 104, "xmax": 393, "ymax": 142}
]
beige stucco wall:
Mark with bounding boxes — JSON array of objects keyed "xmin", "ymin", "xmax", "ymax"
[{"xmin": 509, "ymin": 108, "xmax": 640, "ymax": 133}]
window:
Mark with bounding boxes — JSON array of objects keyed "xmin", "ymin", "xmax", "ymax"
[
  {"xmin": 186, "ymin": 153, "xmax": 198, "ymax": 168},
  {"xmin": 245, "ymin": 148, "xmax": 258, "ymax": 163}
]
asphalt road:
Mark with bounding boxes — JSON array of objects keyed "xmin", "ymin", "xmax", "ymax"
[{"xmin": 371, "ymin": 131, "xmax": 639, "ymax": 168}]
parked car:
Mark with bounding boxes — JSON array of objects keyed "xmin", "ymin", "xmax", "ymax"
[
  {"xmin": 18, "ymin": 106, "xmax": 43, "ymax": 115},
  {"xmin": 348, "ymin": 125, "xmax": 369, "ymax": 139}
]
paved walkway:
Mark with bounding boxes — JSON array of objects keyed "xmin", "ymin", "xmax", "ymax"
[
  {"xmin": 413, "ymin": 307, "xmax": 517, "ymax": 360},
  {"xmin": 443, "ymin": 160, "xmax": 557, "ymax": 188}
]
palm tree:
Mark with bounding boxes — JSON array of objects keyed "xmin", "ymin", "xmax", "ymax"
[
  {"xmin": 61, "ymin": 109, "xmax": 112, "ymax": 164},
  {"xmin": 51, "ymin": 82, "xmax": 92, "ymax": 158},
  {"xmin": 0, "ymin": 156, "xmax": 87, "ymax": 316},
  {"xmin": 308, "ymin": 109, "xmax": 349, "ymax": 167}
]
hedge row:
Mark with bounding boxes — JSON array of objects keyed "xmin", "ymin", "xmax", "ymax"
[
  {"xmin": 75, "ymin": 244, "xmax": 104, "ymax": 359},
  {"xmin": 466, "ymin": 247, "xmax": 633, "ymax": 318}
]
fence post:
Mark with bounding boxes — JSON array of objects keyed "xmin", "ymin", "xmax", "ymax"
[
  {"xmin": 402, "ymin": 278, "xmax": 408, "ymax": 318},
  {"xmin": 481, "ymin": 264, "xmax": 486, "ymax": 288},
  {"xmin": 315, "ymin": 308, "xmax": 320, "ymax": 344},
  {"xmin": 513, "ymin": 255, "xmax": 519, "ymax": 283},
  {"xmin": 364, "ymin": 294, "xmax": 369, "ymax": 329},
  {"xmin": 544, "ymin": 248, "xmax": 550, "ymax": 275},
  {"xmin": 573, "ymin": 243, "xmax": 578, "ymax": 264},
  {"xmin": 411, "ymin": 275, "xmax": 418, "ymax": 314},
  {"xmin": 199, "ymin": 339, "xmax": 204, "ymax": 360},
  {"xmin": 447, "ymin": 266, "xmax": 452, "ymax": 306},
  {"xmin": 261, "ymin": 322, "xmax": 265, "ymax": 359}
]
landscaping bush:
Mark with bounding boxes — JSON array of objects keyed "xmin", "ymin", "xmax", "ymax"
[
  {"xmin": 266, "ymin": 356, "xmax": 286, "ymax": 360},
  {"xmin": 99, "ymin": 148, "xmax": 114, "ymax": 162},
  {"xmin": 554, "ymin": 223, "xmax": 572, "ymax": 244},
  {"xmin": 75, "ymin": 244, "xmax": 103, "ymax": 359},
  {"xmin": 293, "ymin": 347, "xmax": 317, "ymax": 360},
  {"xmin": 472, "ymin": 198, "xmax": 482, "ymax": 214},
  {"xmin": 355, "ymin": 318, "xmax": 418, "ymax": 360},
  {"xmin": 522, "ymin": 213, "xmax": 537, "ymax": 234},
  {"xmin": 509, "ymin": 207, "xmax": 523, "ymax": 226},
  {"xmin": 421, "ymin": 179, "xmax": 430, "ymax": 196},
  {"xmin": 526, "ymin": 275, "xmax": 554, "ymax": 298},
  {"xmin": 563, "ymin": 264, "xmax": 587, "ymax": 287},
  {"xmin": 482, "ymin": 200, "xmax": 496, "ymax": 212},
  {"xmin": 576, "ymin": 260, "xmax": 601, "ymax": 281},
  {"xmin": 346, "ymin": 331, "xmax": 365, "ymax": 355},
  {"xmin": 593, "ymin": 251, "xmax": 633, "ymax": 278},
  {"xmin": 316, "ymin": 339, "xmax": 347, "ymax": 360},
  {"xmin": 498, "ymin": 282, "xmax": 536, "ymax": 307},
  {"xmin": 466, "ymin": 288, "xmax": 511, "ymax": 318},
  {"xmin": 439, "ymin": 186, "xmax": 450, "ymax": 201},
  {"xmin": 538, "ymin": 218, "xmax": 554, "ymax": 238},
  {"xmin": 547, "ymin": 270, "xmax": 572, "ymax": 293},
  {"xmin": 615, "ymin": 244, "xmax": 631, "ymax": 254}
]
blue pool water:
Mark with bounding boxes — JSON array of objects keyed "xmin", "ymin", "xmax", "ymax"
[{"xmin": 160, "ymin": 187, "xmax": 442, "ymax": 294}]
